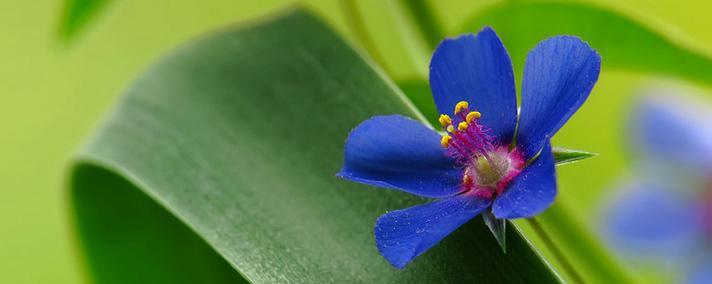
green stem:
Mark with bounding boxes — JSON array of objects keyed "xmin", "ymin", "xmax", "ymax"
[
  {"xmin": 398, "ymin": 0, "xmax": 446, "ymax": 50},
  {"xmin": 526, "ymin": 217, "xmax": 585, "ymax": 284},
  {"xmin": 535, "ymin": 204, "xmax": 636, "ymax": 283},
  {"xmin": 339, "ymin": 0, "xmax": 394, "ymax": 75}
]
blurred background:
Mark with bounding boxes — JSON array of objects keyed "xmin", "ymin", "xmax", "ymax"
[{"xmin": 3, "ymin": 0, "xmax": 712, "ymax": 283}]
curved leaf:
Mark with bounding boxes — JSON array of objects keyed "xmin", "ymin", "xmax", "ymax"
[
  {"xmin": 71, "ymin": 165, "xmax": 248, "ymax": 284},
  {"xmin": 71, "ymin": 9, "xmax": 561, "ymax": 283}
]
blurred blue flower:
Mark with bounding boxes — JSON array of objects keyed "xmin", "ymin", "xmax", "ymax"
[
  {"xmin": 338, "ymin": 27, "xmax": 600, "ymax": 268},
  {"xmin": 604, "ymin": 92, "xmax": 712, "ymax": 283}
]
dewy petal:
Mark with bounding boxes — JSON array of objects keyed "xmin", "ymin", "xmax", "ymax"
[
  {"xmin": 603, "ymin": 182, "xmax": 702, "ymax": 261},
  {"xmin": 338, "ymin": 115, "xmax": 462, "ymax": 198},
  {"xmin": 429, "ymin": 27, "xmax": 517, "ymax": 144},
  {"xmin": 632, "ymin": 93, "xmax": 712, "ymax": 171},
  {"xmin": 374, "ymin": 193, "xmax": 491, "ymax": 268},
  {"xmin": 492, "ymin": 142, "xmax": 556, "ymax": 219},
  {"xmin": 517, "ymin": 36, "xmax": 601, "ymax": 160}
]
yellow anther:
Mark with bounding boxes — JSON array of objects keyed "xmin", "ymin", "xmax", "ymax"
[
  {"xmin": 466, "ymin": 111, "xmax": 481, "ymax": 123},
  {"xmin": 438, "ymin": 114, "xmax": 452, "ymax": 128},
  {"xmin": 440, "ymin": 135, "xmax": 452, "ymax": 148},
  {"xmin": 446, "ymin": 125, "xmax": 455, "ymax": 133},
  {"xmin": 454, "ymin": 101, "xmax": 469, "ymax": 114},
  {"xmin": 458, "ymin": 121, "xmax": 468, "ymax": 131}
]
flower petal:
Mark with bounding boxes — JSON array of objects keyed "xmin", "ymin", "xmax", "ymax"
[
  {"xmin": 631, "ymin": 93, "xmax": 712, "ymax": 171},
  {"xmin": 492, "ymin": 142, "xmax": 556, "ymax": 219},
  {"xmin": 688, "ymin": 258, "xmax": 712, "ymax": 284},
  {"xmin": 338, "ymin": 115, "xmax": 462, "ymax": 198},
  {"xmin": 517, "ymin": 36, "xmax": 601, "ymax": 160},
  {"xmin": 603, "ymin": 182, "xmax": 701, "ymax": 261},
  {"xmin": 429, "ymin": 27, "xmax": 517, "ymax": 144},
  {"xmin": 375, "ymin": 194, "xmax": 491, "ymax": 268}
]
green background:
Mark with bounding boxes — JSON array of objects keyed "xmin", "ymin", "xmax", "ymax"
[{"xmin": 3, "ymin": 0, "xmax": 712, "ymax": 283}]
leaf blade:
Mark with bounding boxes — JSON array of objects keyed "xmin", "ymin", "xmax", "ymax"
[{"xmin": 71, "ymin": 9, "xmax": 562, "ymax": 283}]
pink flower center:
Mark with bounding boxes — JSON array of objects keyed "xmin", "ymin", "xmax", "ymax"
[{"xmin": 439, "ymin": 101, "xmax": 525, "ymax": 200}]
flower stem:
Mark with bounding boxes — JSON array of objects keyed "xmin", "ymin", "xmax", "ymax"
[
  {"xmin": 339, "ymin": 0, "xmax": 394, "ymax": 76},
  {"xmin": 526, "ymin": 217, "xmax": 585, "ymax": 284},
  {"xmin": 397, "ymin": 0, "xmax": 446, "ymax": 50}
]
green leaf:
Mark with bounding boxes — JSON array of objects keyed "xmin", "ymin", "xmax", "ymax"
[
  {"xmin": 58, "ymin": 0, "xmax": 113, "ymax": 41},
  {"xmin": 71, "ymin": 165, "xmax": 248, "ymax": 284},
  {"xmin": 71, "ymin": 9, "xmax": 561, "ymax": 283},
  {"xmin": 553, "ymin": 147, "xmax": 597, "ymax": 165},
  {"xmin": 461, "ymin": 2, "xmax": 712, "ymax": 85}
]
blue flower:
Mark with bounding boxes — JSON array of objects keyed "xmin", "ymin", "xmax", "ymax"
[
  {"xmin": 604, "ymin": 91, "xmax": 712, "ymax": 283},
  {"xmin": 338, "ymin": 27, "xmax": 601, "ymax": 268}
]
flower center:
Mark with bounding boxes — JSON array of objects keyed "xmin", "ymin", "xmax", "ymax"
[{"xmin": 439, "ymin": 101, "xmax": 524, "ymax": 199}]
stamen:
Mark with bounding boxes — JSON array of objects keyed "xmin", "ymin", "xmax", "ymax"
[
  {"xmin": 454, "ymin": 101, "xmax": 469, "ymax": 115},
  {"xmin": 434, "ymin": 100, "xmax": 523, "ymax": 200},
  {"xmin": 438, "ymin": 114, "xmax": 452, "ymax": 128},
  {"xmin": 447, "ymin": 137, "xmax": 473, "ymax": 162},
  {"xmin": 440, "ymin": 135, "xmax": 451, "ymax": 148},
  {"xmin": 466, "ymin": 111, "xmax": 481, "ymax": 123},
  {"xmin": 457, "ymin": 121, "xmax": 468, "ymax": 131}
]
